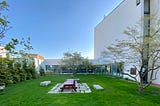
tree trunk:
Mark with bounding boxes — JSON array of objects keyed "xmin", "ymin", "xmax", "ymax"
[
  {"xmin": 150, "ymin": 62, "xmax": 155, "ymax": 82},
  {"xmin": 139, "ymin": 85, "xmax": 144, "ymax": 92},
  {"xmin": 139, "ymin": 72, "xmax": 144, "ymax": 92}
]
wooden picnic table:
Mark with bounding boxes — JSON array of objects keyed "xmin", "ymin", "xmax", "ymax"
[{"xmin": 60, "ymin": 79, "xmax": 77, "ymax": 92}]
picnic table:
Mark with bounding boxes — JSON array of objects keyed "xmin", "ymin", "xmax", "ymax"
[{"xmin": 60, "ymin": 79, "xmax": 77, "ymax": 92}]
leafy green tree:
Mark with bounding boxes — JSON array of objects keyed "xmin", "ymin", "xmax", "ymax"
[
  {"xmin": 78, "ymin": 58, "xmax": 94, "ymax": 73},
  {"xmin": 14, "ymin": 59, "xmax": 26, "ymax": 81},
  {"xmin": 0, "ymin": 57, "xmax": 13, "ymax": 84},
  {"xmin": 102, "ymin": 16, "xmax": 160, "ymax": 92},
  {"xmin": 0, "ymin": 1, "xmax": 36, "ymax": 85},
  {"xmin": 61, "ymin": 51, "xmax": 93, "ymax": 74},
  {"xmin": 39, "ymin": 66, "xmax": 45, "ymax": 76},
  {"xmin": 0, "ymin": 1, "xmax": 9, "ymax": 41}
]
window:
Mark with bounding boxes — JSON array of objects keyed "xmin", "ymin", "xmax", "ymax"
[
  {"xmin": 130, "ymin": 68, "xmax": 136, "ymax": 75},
  {"xmin": 136, "ymin": 0, "xmax": 140, "ymax": 6}
]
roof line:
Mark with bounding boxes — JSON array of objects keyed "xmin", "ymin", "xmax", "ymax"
[{"xmin": 95, "ymin": 0, "xmax": 126, "ymax": 28}]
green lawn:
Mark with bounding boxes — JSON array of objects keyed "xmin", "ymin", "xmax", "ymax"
[{"xmin": 0, "ymin": 74, "xmax": 160, "ymax": 106}]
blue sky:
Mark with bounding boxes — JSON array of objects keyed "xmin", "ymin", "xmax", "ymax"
[{"xmin": 4, "ymin": 0, "xmax": 123, "ymax": 59}]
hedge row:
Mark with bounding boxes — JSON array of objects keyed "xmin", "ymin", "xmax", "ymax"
[{"xmin": 0, "ymin": 57, "xmax": 39, "ymax": 85}]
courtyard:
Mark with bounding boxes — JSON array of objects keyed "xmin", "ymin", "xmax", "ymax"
[{"xmin": 0, "ymin": 74, "xmax": 160, "ymax": 106}]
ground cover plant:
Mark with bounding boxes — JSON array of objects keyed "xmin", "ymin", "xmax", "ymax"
[{"xmin": 0, "ymin": 74, "xmax": 160, "ymax": 106}]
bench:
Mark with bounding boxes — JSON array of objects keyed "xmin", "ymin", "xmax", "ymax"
[
  {"xmin": 40, "ymin": 81, "xmax": 51, "ymax": 86},
  {"xmin": 93, "ymin": 84, "xmax": 104, "ymax": 90}
]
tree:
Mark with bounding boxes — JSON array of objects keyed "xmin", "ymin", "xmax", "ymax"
[
  {"xmin": 61, "ymin": 52, "xmax": 83, "ymax": 74},
  {"xmin": 0, "ymin": 1, "xmax": 9, "ymax": 42},
  {"xmin": 0, "ymin": 1, "xmax": 36, "ymax": 85},
  {"xmin": 39, "ymin": 66, "xmax": 45, "ymax": 76},
  {"xmin": 0, "ymin": 57, "xmax": 12, "ymax": 84},
  {"xmin": 78, "ymin": 58, "xmax": 94, "ymax": 73},
  {"xmin": 102, "ymin": 16, "xmax": 160, "ymax": 92},
  {"xmin": 60, "ymin": 51, "xmax": 93, "ymax": 74}
]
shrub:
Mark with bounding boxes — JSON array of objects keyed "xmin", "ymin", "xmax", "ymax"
[{"xmin": 39, "ymin": 66, "xmax": 45, "ymax": 76}]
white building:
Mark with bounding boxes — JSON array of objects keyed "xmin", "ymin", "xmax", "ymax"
[
  {"xmin": 94, "ymin": 0, "xmax": 160, "ymax": 84},
  {"xmin": 44, "ymin": 59, "xmax": 61, "ymax": 71},
  {"xmin": 29, "ymin": 54, "xmax": 44, "ymax": 72},
  {"xmin": 0, "ymin": 46, "xmax": 6, "ymax": 58}
]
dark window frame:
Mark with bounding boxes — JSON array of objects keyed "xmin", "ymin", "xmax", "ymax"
[
  {"xmin": 130, "ymin": 68, "xmax": 136, "ymax": 75},
  {"xmin": 136, "ymin": 0, "xmax": 140, "ymax": 6}
]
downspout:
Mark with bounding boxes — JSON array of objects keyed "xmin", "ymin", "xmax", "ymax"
[{"xmin": 143, "ymin": 0, "xmax": 150, "ymax": 83}]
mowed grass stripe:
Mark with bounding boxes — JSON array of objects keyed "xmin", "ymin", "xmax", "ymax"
[{"xmin": 0, "ymin": 74, "xmax": 160, "ymax": 106}]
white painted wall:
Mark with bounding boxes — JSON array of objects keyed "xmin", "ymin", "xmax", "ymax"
[
  {"xmin": 44, "ymin": 59, "xmax": 61, "ymax": 66},
  {"xmin": 94, "ymin": 0, "xmax": 160, "ymax": 84},
  {"xmin": 94, "ymin": 0, "xmax": 143, "ymax": 60},
  {"xmin": 150, "ymin": 0, "xmax": 160, "ymax": 85},
  {"xmin": 150, "ymin": 0, "xmax": 160, "ymax": 17},
  {"xmin": 151, "ymin": 69, "xmax": 160, "ymax": 85},
  {"xmin": 94, "ymin": 0, "xmax": 143, "ymax": 81},
  {"xmin": 34, "ymin": 58, "xmax": 44, "ymax": 72}
]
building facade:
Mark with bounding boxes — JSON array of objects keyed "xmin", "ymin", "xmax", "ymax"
[
  {"xmin": 29, "ymin": 54, "xmax": 45, "ymax": 72},
  {"xmin": 0, "ymin": 46, "xmax": 6, "ymax": 58},
  {"xmin": 94, "ymin": 0, "xmax": 160, "ymax": 84},
  {"xmin": 43, "ymin": 59, "xmax": 61, "ymax": 73}
]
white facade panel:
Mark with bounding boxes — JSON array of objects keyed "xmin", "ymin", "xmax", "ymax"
[
  {"xmin": 150, "ymin": 0, "xmax": 160, "ymax": 85},
  {"xmin": 34, "ymin": 58, "xmax": 44, "ymax": 72},
  {"xmin": 44, "ymin": 59, "xmax": 61, "ymax": 66},
  {"xmin": 94, "ymin": 0, "xmax": 143, "ymax": 60},
  {"xmin": 94, "ymin": 0, "xmax": 160, "ymax": 84},
  {"xmin": 150, "ymin": 0, "xmax": 160, "ymax": 17},
  {"xmin": 151, "ymin": 70, "xmax": 160, "ymax": 84}
]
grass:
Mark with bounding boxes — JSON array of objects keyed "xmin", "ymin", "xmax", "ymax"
[{"xmin": 0, "ymin": 74, "xmax": 160, "ymax": 106}]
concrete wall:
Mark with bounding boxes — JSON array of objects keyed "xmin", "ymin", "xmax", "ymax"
[
  {"xmin": 94, "ymin": 0, "xmax": 160, "ymax": 84},
  {"xmin": 94, "ymin": 0, "xmax": 143, "ymax": 60},
  {"xmin": 29, "ymin": 54, "xmax": 44, "ymax": 72},
  {"xmin": 150, "ymin": 0, "xmax": 160, "ymax": 85},
  {"xmin": 44, "ymin": 59, "xmax": 61, "ymax": 66},
  {"xmin": 34, "ymin": 58, "xmax": 44, "ymax": 72},
  {"xmin": 43, "ymin": 59, "xmax": 61, "ymax": 70},
  {"xmin": 150, "ymin": 0, "xmax": 160, "ymax": 17}
]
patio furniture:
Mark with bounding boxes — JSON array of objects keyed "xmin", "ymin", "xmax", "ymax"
[
  {"xmin": 67, "ymin": 78, "xmax": 80, "ymax": 83},
  {"xmin": 60, "ymin": 79, "xmax": 77, "ymax": 92},
  {"xmin": 40, "ymin": 81, "xmax": 51, "ymax": 86},
  {"xmin": 93, "ymin": 84, "xmax": 104, "ymax": 90}
]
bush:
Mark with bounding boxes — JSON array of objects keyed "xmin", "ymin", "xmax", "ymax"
[
  {"xmin": 0, "ymin": 57, "xmax": 38, "ymax": 85},
  {"xmin": 39, "ymin": 66, "xmax": 45, "ymax": 76},
  {"xmin": 12, "ymin": 75, "xmax": 20, "ymax": 84},
  {"xmin": 19, "ymin": 73, "xmax": 27, "ymax": 81}
]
